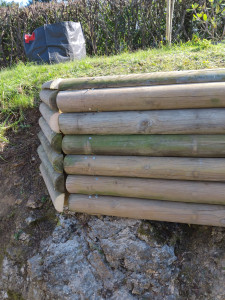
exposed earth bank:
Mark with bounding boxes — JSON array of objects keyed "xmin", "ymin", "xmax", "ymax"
[{"xmin": 0, "ymin": 109, "xmax": 225, "ymax": 300}]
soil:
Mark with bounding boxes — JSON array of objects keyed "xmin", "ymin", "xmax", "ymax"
[{"xmin": 0, "ymin": 108, "xmax": 57, "ymax": 266}]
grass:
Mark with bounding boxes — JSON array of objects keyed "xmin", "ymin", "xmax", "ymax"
[{"xmin": 0, "ymin": 39, "xmax": 225, "ymax": 142}]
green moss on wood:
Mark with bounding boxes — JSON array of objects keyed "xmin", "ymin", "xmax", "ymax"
[
  {"xmin": 210, "ymin": 98, "xmax": 220, "ymax": 104},
  {"xmin": 62, "ymin": 134, "xmax": 225, "ymax": 157},
  {"xmin": 52, "ymin": 134, "xmax": 62, "ymax": 153},
  {"xmin": 57, "ymin": 69, "xmax": 225, "ymax": 91},
  {"xmin": 52, "ymin": 157, "xmax": 64, "ymax": 173}
]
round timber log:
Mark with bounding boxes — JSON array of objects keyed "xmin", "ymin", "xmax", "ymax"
[
  {"xmin": 64, "ymin": 155, "xmax": 225, "ymax": 181},
  {"xmin": 57, "ymin": 82, "xmax": 225, "ymax": 112},
  {"xmin": 66, "ymin": 175, "xmax": 225, "ymax": 205},
  {"xmin": 62, "ymin": 134, "xmax": 225, "ymax": 157},
  {"xmin": 59, "ymin": 109, "xmax": 225, "ymax": 135},
  {"xmin": 68, "ymin": 194, "xmax": 225, "ymax": 227},
  {"xmin": 42, "ymin": 68, "xmax": 225, "ymax": 90}
]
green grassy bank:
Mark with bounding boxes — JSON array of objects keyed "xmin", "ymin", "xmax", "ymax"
[{"xmin": 1, "ymin": 40, "xmax": 225, "ymax": 142}]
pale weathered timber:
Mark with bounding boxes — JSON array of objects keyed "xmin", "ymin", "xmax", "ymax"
[
  {"xmin": 42, "ymin": 78, "xmax": 63, "ymax": 90},
  {"xmin": 39, "ymin": 89, "xmax": 58, "ymax": 110},
  {"xmin": 39, "ymin": 117, "xmax": 62, "ymax": 153},
  {"xmin": 66, "ymin": 175, "xmax": 225, "ymax": 205},
  {"xmin": 38, "ymin": 145, "xmax": 64, "ymax": 192},
  {"xmin": 39, "ymin": 102, "xmax": 60, "ymax": 133},
  {"xmin": 59, "ymin": 109, "xmax": 225, "ymax": 135},
  {"xmin": 38, "ymin": 131, "xmax": 63, "ymax": 173},
  {"xmin": 166, "ymin": 0, "xmax": 175, "ymax": 46},
  {"xmin": 64, "ymin": 155, "xmax": 225, "ymax": 181},
  {"xmin": 62, "ymin": 134, "xmax": 225, "ymax": 157},
  {"xmin": 40, "ymin": 163, "xmax": 64, "ymax": 212},
  {"xmin": 42, "ymin": 68, "xmax": 225, "ymax": 90},
  {"xmin": 57, "ymin": 82, "xmax": 225, "ymax": 112},
  {"xmin": 166, "ymin": 0, "xmax": 171, "ymax": 44},
  {"xmin": 68, "ymin": 194, "xmax": 225, "ymax": 227}
]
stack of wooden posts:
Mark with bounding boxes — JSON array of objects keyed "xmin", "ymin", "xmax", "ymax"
[
  {"xmin": 38, "ymin": 89, "xmax": 64, "ymax": 212},
  {"xmin": 39, "ymin": 69, "xmax": 225, "ymax": 227}
]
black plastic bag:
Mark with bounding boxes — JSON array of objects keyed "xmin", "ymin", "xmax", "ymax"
[{"xmin": 24, "ymin": 21, "xmax": 86, "ymax": 64}]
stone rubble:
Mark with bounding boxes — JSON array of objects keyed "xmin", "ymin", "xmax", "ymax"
[{"xmin": 0, "ymin": 214, "xmax": 225, "ymax": 299}]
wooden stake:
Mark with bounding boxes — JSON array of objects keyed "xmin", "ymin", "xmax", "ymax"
[
  {"xmin": 166, "ymin": 0, "xmax": 171, "ymax": 44},
  {"xmin": 68, "ymin": 194, "xmax": 225, "ymax": 227},
  {"xmin": 166, "ymin": 0, "xmax": 175, "ymax": 45},
  {"xmin": 66, "ymin": 175, "xmax": 225, "ymax": 205}
]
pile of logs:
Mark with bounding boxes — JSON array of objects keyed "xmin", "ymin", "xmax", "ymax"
[
  {"xmin": 39, "ymin": 69, "xmax": 225, "ymax": 226},
  {"xmin": 38, "ymin": 90, "xmax": 64, "ymax": 212}
]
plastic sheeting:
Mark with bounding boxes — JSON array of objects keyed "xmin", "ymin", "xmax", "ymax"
[{"xmin": 24, "ymin": 21, "xmax": 86, "ymax": 64}]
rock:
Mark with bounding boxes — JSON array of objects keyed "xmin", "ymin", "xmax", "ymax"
[
  {"xmin": 15, "ymin": 198, "xmax": 23, "ymax": 205},
  {"xmin": 19, "ymin": 232, "xmax": 30, "ymax": 242},
  {"xmin": 6, "ymin": 216, "xmax": 179, "ymax": 299},
  {"xmin": 28, "ymin": 254, "xmax": 44, "ymax": 281},
  {"xmin": 26, "ymin": 196, "xmax": 42, "ymax": 209},
  {"xmin": 0, "ymin": 215, "xmax": 225, "ymax": 299},
  {"xmin": 25, "ymin": 213, "xmax": 43, "ymax": 225},
  {"xmin": 0, "ymin": 257, "xmax": 26, "ymax": 297},
  {"xmin": 25, "ymin": 216, "xmax": 37, "ymax": 225}
]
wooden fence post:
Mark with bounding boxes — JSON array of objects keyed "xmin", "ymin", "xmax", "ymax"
[{"xmin": 166, "ymin": 0, "xmax": 175, "ymax": 46}]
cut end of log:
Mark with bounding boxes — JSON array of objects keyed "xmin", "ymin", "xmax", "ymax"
[
  {"xmin": 39, "ymin": 117, "xmax": 62, "ymax": 153},
  {"xmin": 42, "ymin": 78, "xmax": 63, "ymax": 90},
  {"xmin": 54, "ymin": 194, "xmax": 65, "ymax": 212},
  {"xmin": 39, "ymin": 89, "xmax": 58, "ymax": 111},
  {"xmin": 39, "ymin": 102, "xmax": 60, "ymax": 133}
]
